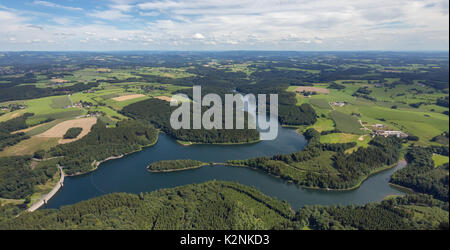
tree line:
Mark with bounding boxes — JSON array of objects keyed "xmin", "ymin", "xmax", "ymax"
[
  {"xmin": 0, "ymin": 181, "xmax": 446, "ymax": 230},
  {"xmin": 229, "ymin": 129, "xmax": 403, "ymax": 190},
  {"xmin": 63, "ymin": 127, "xmax": 83, "ymax": 139},
  {"xmin": 390, "ymin": 146, "xmax": 449, "ymax": 202},
  {"xmin": 122, "ymin": 98, "xmax": 260, "ymax": 144},
  {"xmin": 0, "ymin": 156, "xmax": 58, "ymax": 200},
  {"xmin": 48, "ymin": 119, "xmax": 158, "ymax": 175},
  {"xmin": 0, "ymin": 113, "xmax": 34, "ymax": 151},
  {"xmin": 147, "ymin": 159, "xmax": 207, "ymax": 172}
]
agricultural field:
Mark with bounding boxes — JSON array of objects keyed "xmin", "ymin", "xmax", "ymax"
[
  {"xmin": 136, "ymin": 67, "xmax": 196, "ymax": 79},
  {"xmin": 0, "ymin": 137, "xmax": 59, "ymax": 157},
  {"xmin": 0, "ymin": 52, "xmax": 448, "ymax": 230},
  {"xmin": 306, "ymin": 118, "xmax": 335, "ymax": 132},
  {"xmin": 289, "ymin": 74, "xmax": 448, "ymax": 147},
  {"xmin": 329, "ymin": 111, "xmax": 365, "ymax": 135},
  {"xmin": 309, "ymin": 98, "xmax": 331, "ymax": 109}
]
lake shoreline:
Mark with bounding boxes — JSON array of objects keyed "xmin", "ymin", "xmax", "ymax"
[
  {"xmin": 63, "ymin": 134, "xmax": 161, "ymax": 177},
  {"xmin": 147, "ymin": 163, "xmax": 210, "ymax": 173},
  {"xmin": 27, "ymin": 165, "xmax": 65, "ymax": 212},
  {"xmin": 225, "ymin": 160, "xmax": 406, "ymax": 192},
  {"xmin": 176, "ymin": 138, "xmax": 262, "ymax": 147}
]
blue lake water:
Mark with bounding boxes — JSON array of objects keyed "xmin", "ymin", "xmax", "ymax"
[{"xmin": 45, "ymin": 124, "xmax": 405, "ymax": 210}]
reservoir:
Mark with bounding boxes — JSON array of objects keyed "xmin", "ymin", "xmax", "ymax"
[{"xmin": 44, "ymin": 124, "xmax": 405, "ymax": 210}]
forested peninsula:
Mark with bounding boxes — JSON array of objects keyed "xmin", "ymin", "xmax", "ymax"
[
  {"xmin": 122, "ymin": 98, "xmax": 260, "ymax": 144},
  {"xmin": 147, "ymin": 159, "xmax": 208, "ymax": 172},
  {"xmin": 228, "ymin": 129, "xmax": 403, "ymax": 190}
]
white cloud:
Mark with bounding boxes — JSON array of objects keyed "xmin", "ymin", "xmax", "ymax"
[
  {"xmin": 110, "ymin": 4, "xmax": 134, "ymax": 12},
  {"xmin": 193, "ymin": 33, "xmax": 205, "ymax": 39},
  {"xmin": 89, "ymin": 10, "xmax": 133, "ymax": 20},
  {"xmin": 0, "ymin": 0, "xmax": 448, "ymax": 50},
  {"xmin": 33, "ymin": 1, "xmax": 83, "ymax": 11},
  {"xmin": 139, "ymin": 11, "xmax": 160, "ymax": 17}
]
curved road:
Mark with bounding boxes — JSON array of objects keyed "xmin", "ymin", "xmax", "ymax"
[{"xmin": 27, "ymin": 165, "xmax": 65, "ymax": 212}]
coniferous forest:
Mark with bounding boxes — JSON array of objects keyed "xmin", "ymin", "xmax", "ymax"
[
  {"xmin": 49, "ymin": 120, "xmax": 158, "ymax": 175},
  {"xmin": 229, "ymin": 129, "xmax": 403, "ymax": 190},
  {"xmin": 0, "ymin": 156, "xmax": 57, "ymax": 199},
  {"xmin": 0, "ymin": 181, "xmax": 447, "ymax": 230},
  {"xmin": 122, "ymin": 98, "xmax": 260, "ymax": 144},
  {"xmin": 0, "ymin": 113, "xmax": 33, "ymax": 151},
  {"xmin": 391, "ymin": 146, "xmax": 449, "ymax": 202},
  {"xmin": 147, "ymin": 159, "xmax": 207, "ymax": 172}
]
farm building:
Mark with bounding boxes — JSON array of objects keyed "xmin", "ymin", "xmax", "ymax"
[
  {"xmin": 372, "ymin": 124, "xmax": 387, "ymax": 129},
  {"xmin": 331, "ymin": 102, "xmax": 346, "ymax": 107},
  {"xmin": 373, "ymin": 130, "xmax": 408, "ymax": 138}
]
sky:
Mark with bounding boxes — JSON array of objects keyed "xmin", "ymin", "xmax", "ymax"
[{"xmin": 0, "ymin": 0, "xmax": 448, "ymax": 51}]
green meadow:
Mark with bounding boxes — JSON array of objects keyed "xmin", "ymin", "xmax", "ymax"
[
  {"xmin": 432, "ymin": 154, "xmax": 449, "ymax": 167},
  {"xmin": 329, "ymin": 111, "xmax": 364, "ymax": 135}
]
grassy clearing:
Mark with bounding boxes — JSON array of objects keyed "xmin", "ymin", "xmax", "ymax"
[
  {"xmin": 310, "ymin": 98, "xmax": 331, "ymax": 109},
  {"xmin": 329, "ymin": 111, "xmax": 364, "ymax": 135},
  {"xmin": 0, "ymin": 198, "xmax": 25, "ymax": 206},
  {"xmin": 291, "ymin": 151, "xmax": 338, "ymax": 174},
  {"xmin": 320, "ymin": 133, "xmax": 360, "ymax": 144},
  {"xmin": 320, "ymin": 133, "xmax": 371, "ymax": 153},
  {"xmin": 306, "ymin": 118, "xmax": 335, "ymax": 132},
  {"xmin": 432, "ymin": 154, "xmax": 449, "ymax": 167},
  {"xmin": 403, "ymin": 205, "xmax": 449, "ymax": 228},
  {"xmin": 0, "ymin": 110, "xmax": 26, "ymax": 123},
  {"xmin": 0, "ymin": 137, "xmax": 59, "ymax": 157}
]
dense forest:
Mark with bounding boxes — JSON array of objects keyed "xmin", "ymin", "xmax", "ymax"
[
  {"xmin": 0, "ymin": 73, "xmax": 99, "ymax": 102},
  {"xmin": 63, "ymin": 127, "xmax": 83, "ymax": 139},
  {"xmin": 229, "ymin": 129, "xmax": 403, "ymax": 189},
  {"xmin": 236, "ymin": 83, "xmax": 318, "ymax": 126},
  {"xmin": 0, "ymin": 181, "xmax": 447, "ymax": 230},
  {"xmin": 48, "ymin": 120, "xmax": 158, "ymax": 175},
  {"xmin": 0, "ymin": 156, "xmax": 57, "ymax": 199},
  {"xmin": 391, "ymin": 146, "xmax": 449, "ymax": 202},
  {"xmin": 296, "ymin": 194, "xmax": 449, "ymax": 230},
  {"xmin": 0, "ymin": 113, "xmax": 34, "ymax": 151},
  {"xmin": 431, "ymin": 132, "xmax": 449, "ymax": 145},
  {"xmin": 122, "ymin": 98, "xmax": 260, "ymax": 144},
  {"xmin": 0, "ymin": 181, "xmax": 293, "ymax": 230},
  {"xmin": 147, "ymin": 159, "xmax": 207, "ymax": 172}
]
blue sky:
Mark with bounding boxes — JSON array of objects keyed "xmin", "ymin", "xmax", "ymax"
[{"xmin": 0, "ymin": 0, "xmax": 448, "ymax": 51}]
